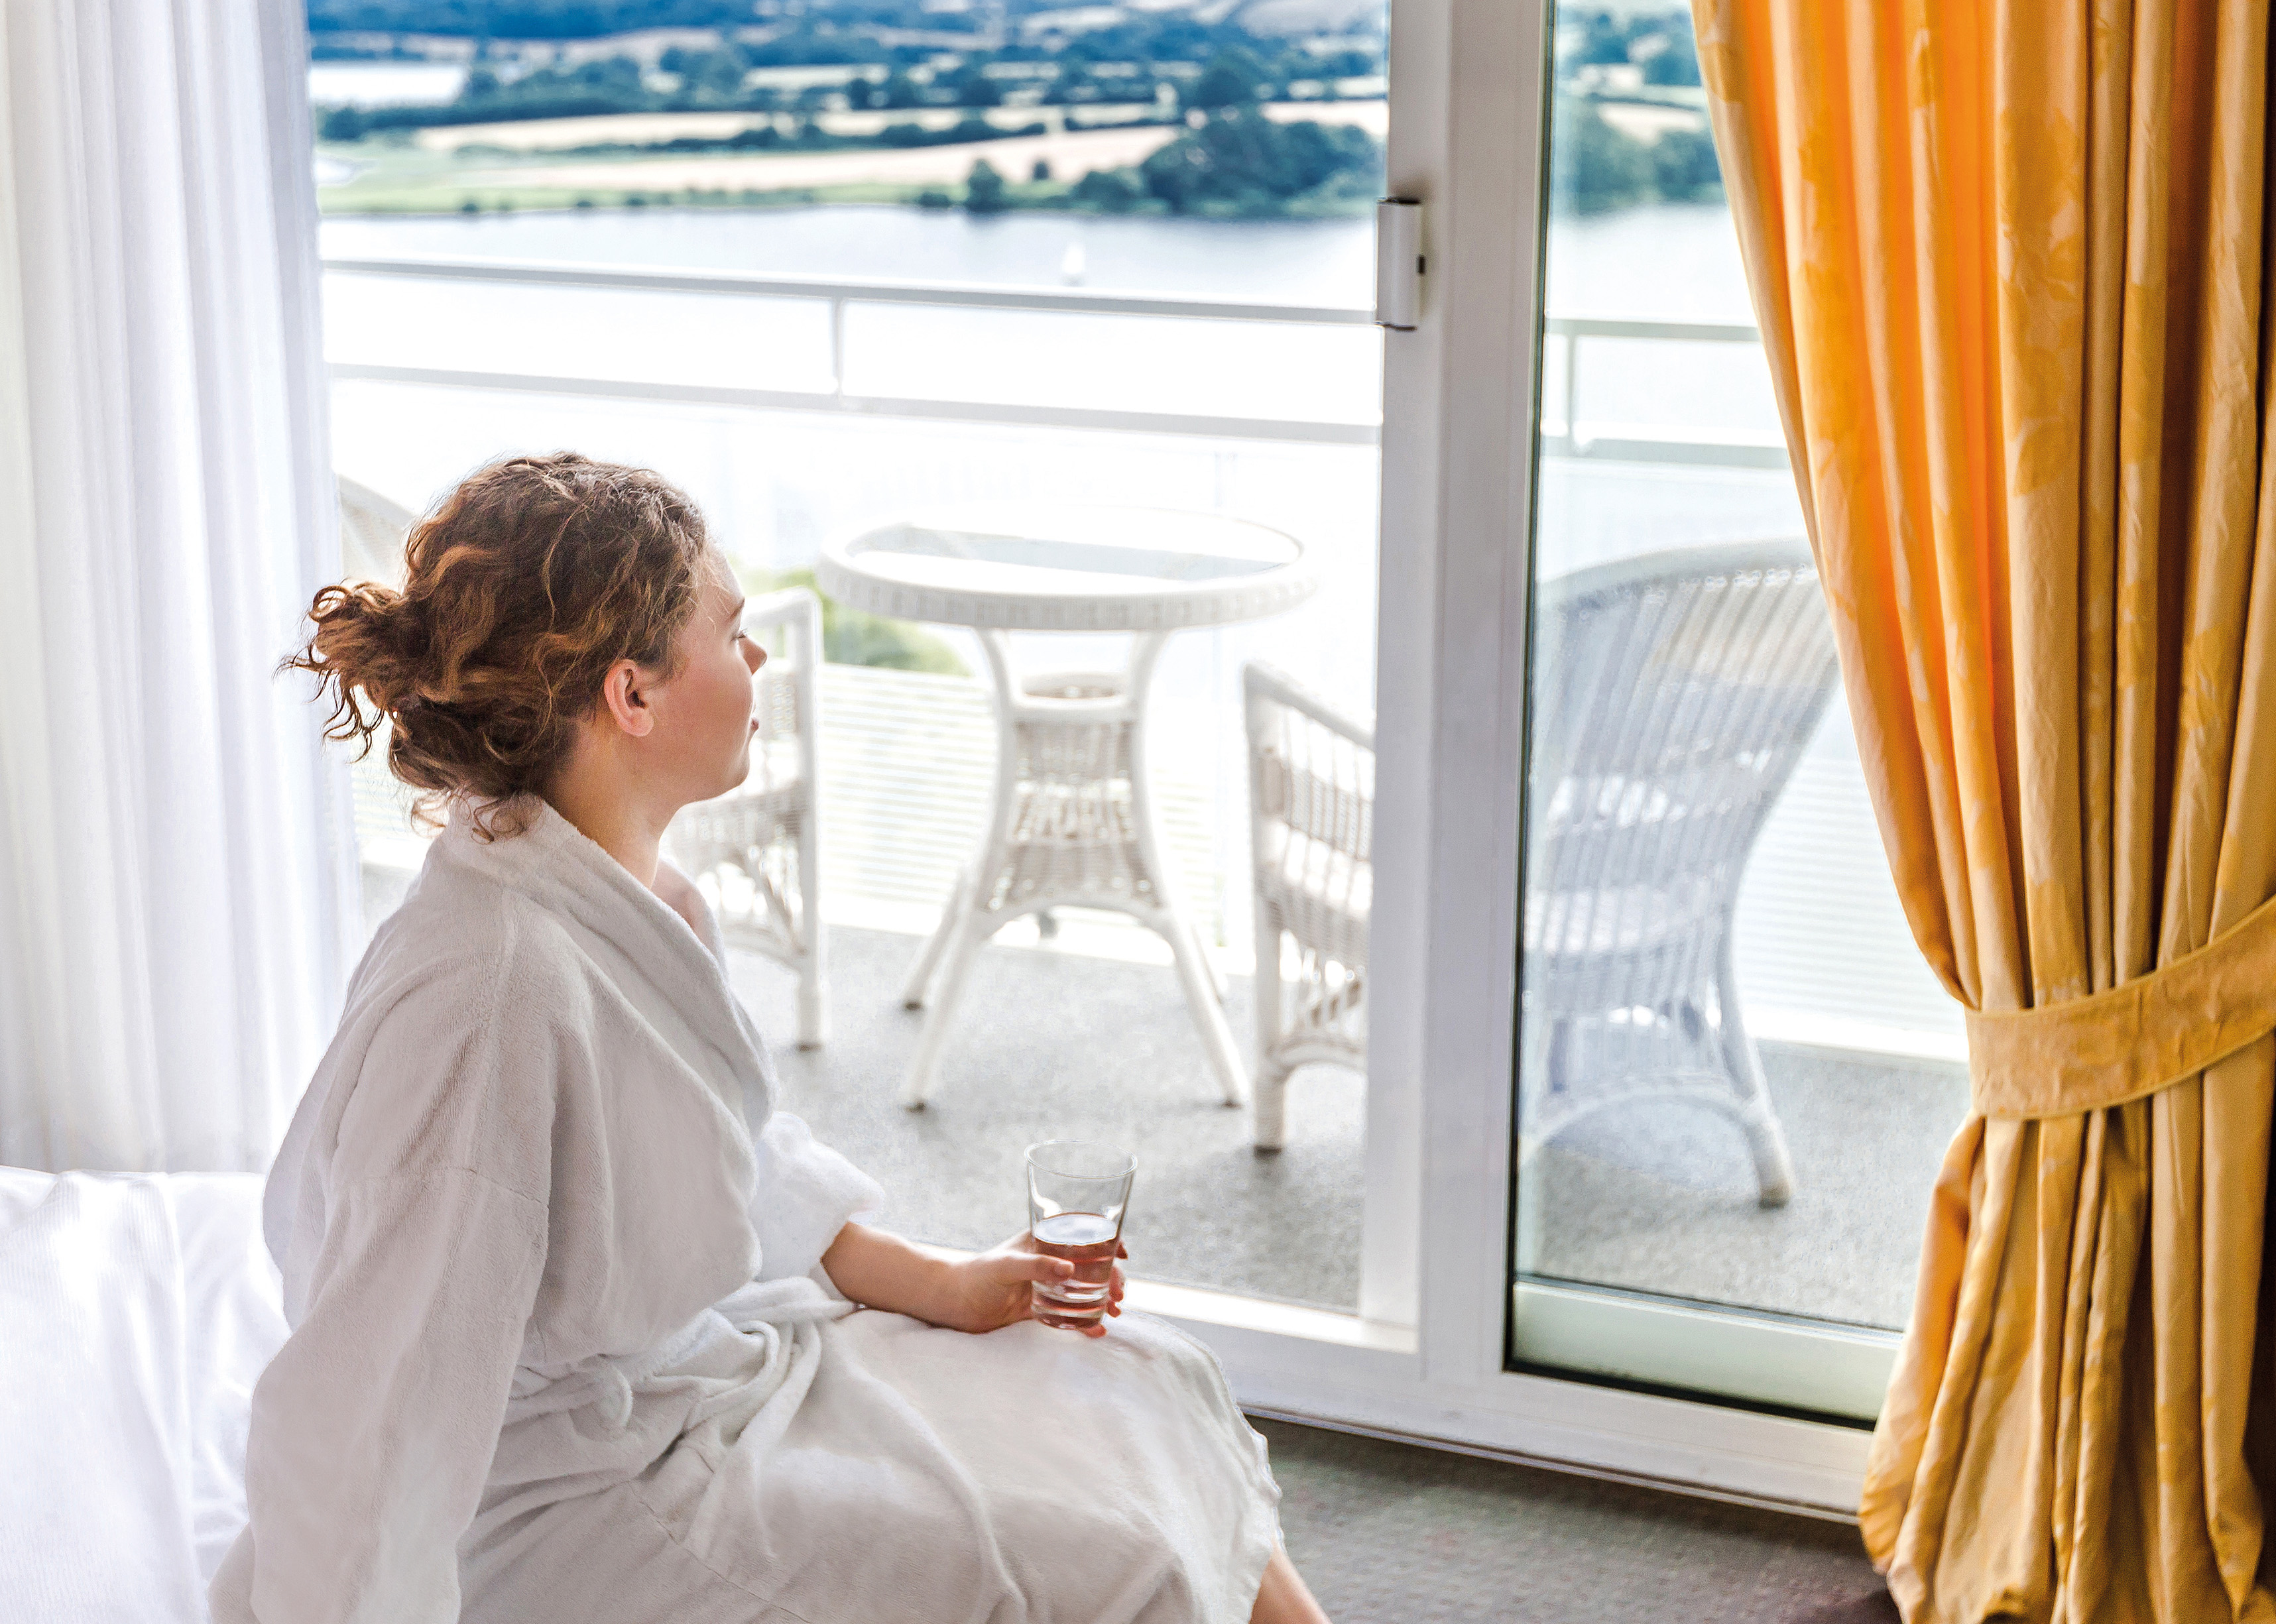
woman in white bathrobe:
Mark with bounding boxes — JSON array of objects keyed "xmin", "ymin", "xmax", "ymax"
[{"xmin": 211, "ymin": 454, "xmax": 1326, "ymax": 1624}]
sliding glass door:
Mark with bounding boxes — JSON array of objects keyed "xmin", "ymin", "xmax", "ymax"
[
  {"xmin": 1506, "ymin": 1, "xmax": 1968, "ymax": 1422},
  {"xmin": 316, "ymin": 0, "xmax": 1395, "ymax": 1323},
  {"xmin": 304, "ymin": 0, "xmax": 1915, "ymax": 1507}
]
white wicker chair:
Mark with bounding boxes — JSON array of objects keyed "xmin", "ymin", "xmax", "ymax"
[
  {"xmin": 1522, "ymin": 540, "xmax": 1839, "ymax": 1208},
  {"xmin": 335, "ymin": 478, "xmax": 424, "ymax": 865},
  {"xmin": 666, "ymin": 588, "xmax": 829, "ymax": 1048},
  {"xmin": 338, "ymin": 475, "xmax": 415, "ymax": 587},
  {"xmin": 1244, "ymin": 662, "xmax": 1373, "ymax": 1151}
]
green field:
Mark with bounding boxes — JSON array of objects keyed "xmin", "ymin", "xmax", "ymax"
[
  {"xmin": 321, "ymin": 152, "xmax": 1055, "ymax": 215},
  {"xmin": 315, "ymin": 129, "xmax": 1377, "ymax": 218},
  {"xmin": 318, "ymin": 133, "xmax": 935, "ymax": 213}
]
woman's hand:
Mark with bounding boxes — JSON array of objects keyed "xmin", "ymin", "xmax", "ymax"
[
  {"xmin": 938, "ymin": 1230, "xmax": 1128, "ymax": 1338},
  {"xmin": 819, "ymin": 1222, "xmax": 1127, "ymax": 1338}
]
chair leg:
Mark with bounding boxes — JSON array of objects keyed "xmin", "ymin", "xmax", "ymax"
[
  {"xmin": 1252, "ymin": 920, "xmax": 1288, "ymax": 1147},
  {"xmin": 1522, "ymin": 1016, "xmax": 1582, "ymax": 1158},
  {"xmin": 1252, "ymin": 1056, "xmax": 1292, "ymax": 1151},
  {"xmin": 796, "ymin": 844, "xmax": 827, "ymax": 1050},
  {"xmin": 1163, "ymin": 909, "xmax": 1249, "ymax": 1107},
  {"xmin": 901, "ymin": 909, "xmax": 992, "ymax": 1110},
  {"xmin": 796, "ymin": 958, "xmax": 827, "ymax": 1050},
  {"xmin": 902, "ymin": 866, "xmax": 975, "ymax": 1010},
  {"xmin": 1714, "ymin": 939, "xmax": 1795, "ymax": 1208},
  {"xmin": 1545, "ymin": 1016, "xmax": 1577, "ymax": 1100}
]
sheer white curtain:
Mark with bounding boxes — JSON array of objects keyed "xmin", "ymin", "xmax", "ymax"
[{"xmin": 0, "ymin": 0, "xmax": 359, "ymax": 1171}]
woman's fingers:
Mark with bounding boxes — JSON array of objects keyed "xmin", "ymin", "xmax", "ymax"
[
  {"xmin": 985, "ymin": 1232, "xmax": 1127, "ymax": 1332},
  {"xmin": 987, "ymin": 1235, "xmax": 1068, "ymax": 1276}
]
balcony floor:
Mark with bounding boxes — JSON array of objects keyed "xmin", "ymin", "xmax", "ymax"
[
  {"xmin": 731, "ymin": 922, "xmax": 1368, "ymax": 1309},
  {"xmin": 729, "ymin": 921, "xmax": 1968, "ymax": 1326},
  {"xmin": 1528, "ymin": 1046, "xmax": 1967, "ymax": 1330}
]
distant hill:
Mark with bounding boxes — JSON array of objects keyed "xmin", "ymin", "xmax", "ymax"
[
  {"xmin": 306, "ymin": 0, "xmax": 1387, "ymax": 44},
  {"xmin": 308, "ymin": 1, "xmax": 756, "ymax": 37}
]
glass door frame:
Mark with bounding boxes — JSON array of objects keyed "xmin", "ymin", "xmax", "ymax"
[
  {"xmin": 1127, "ymin": 0, "xmax": 1878, "ymax": 1517},
  {"xmin": 302, "ymin": 0, "xmax": 1884, "ymax": 1515}
]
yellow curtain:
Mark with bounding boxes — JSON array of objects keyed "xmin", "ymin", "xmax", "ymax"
[{"xmin": 1690, "ymin": 1, "xmax": 2276, "ymax": 1619}]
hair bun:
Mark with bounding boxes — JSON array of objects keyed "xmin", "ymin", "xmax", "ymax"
[{"xmin": 282, "ymin": 453, "xmax": 712, "ymax": 839}]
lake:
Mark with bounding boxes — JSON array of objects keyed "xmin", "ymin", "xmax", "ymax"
[
  {"xmin": 304, "ymin": 54, "xmax": 1755, "ymax": 311},
  {"xmin": 309, "ymin": 62, "xmax": 470, "ymax": 107},
  {"xmin": 322, "ymin": 206, "xmax": 1384, "ymax": 306},
  {"xmin": 320, "ymin": 197, "xmax": 1754, "ymax": 316},
  {"xmin": 320, "ymin": 200, "xmax": 1773, "ymax": 464}
]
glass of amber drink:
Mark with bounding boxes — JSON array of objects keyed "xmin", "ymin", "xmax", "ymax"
[{"xmin": 1026, "ymin": 1141, "xmax": 1135, "ymax": 1330}]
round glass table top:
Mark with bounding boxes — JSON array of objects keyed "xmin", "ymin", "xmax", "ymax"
[{"xmin": 817, "ymin": 504, "xmax": 1315, "ymax": 632}]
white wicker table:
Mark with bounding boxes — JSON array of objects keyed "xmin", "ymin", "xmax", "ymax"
[{"xmin": 817, "ymin": 506, "xmax": 1316, "ymax": 1110}]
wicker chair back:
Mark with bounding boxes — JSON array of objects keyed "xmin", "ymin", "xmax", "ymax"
[{"xmin": 1521, "ymin": 540, "xmax": 1839, "ymax": 1206}]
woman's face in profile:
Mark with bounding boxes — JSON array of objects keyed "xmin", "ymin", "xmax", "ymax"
[{"xmin": 648, "ymin": 555, "xmax": 767, "ymax": 806}]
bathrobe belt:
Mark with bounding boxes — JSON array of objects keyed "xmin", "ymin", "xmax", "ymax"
[{"xmin": 505, "ymin": 1277, "xmax": 855, "ymax": 1434}]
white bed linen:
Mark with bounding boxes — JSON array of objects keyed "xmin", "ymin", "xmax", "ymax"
[{"xmin": 0, "ymin": 1168, "xmax": 284, "ymax": 1623}]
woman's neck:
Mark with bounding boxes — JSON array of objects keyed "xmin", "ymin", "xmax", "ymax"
[{"xmin": 542, "ymin": 760, "xmax": 668, "ymax": 890}]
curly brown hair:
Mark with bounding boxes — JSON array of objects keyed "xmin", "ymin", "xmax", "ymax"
[{"xmin": 288, "ymin": 453, "xmax": 716, "ymax": 837}]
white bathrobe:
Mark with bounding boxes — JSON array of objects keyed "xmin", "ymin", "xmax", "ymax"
[{"xmin": 208, "ymin": 800, "xmax": 1280, "ymax": 1624}]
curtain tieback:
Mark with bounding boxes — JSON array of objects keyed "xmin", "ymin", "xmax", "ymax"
[{"xmin": 1966, "ymin": 893, "xmax": 2276, "ymax": 1119}]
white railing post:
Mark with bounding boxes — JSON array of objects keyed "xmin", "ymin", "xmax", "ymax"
[
  {"xmin": 829, "ymin": 296, "xmax": 848, "ymax": 398},
  {"xmin": 1561, "ymin": 330, "xmax": 1581, "ymax": 448}
]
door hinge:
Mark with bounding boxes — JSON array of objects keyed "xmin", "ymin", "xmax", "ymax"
[{"xmin": 1375, "ymin": 198, "xmax": 1424, "ymax": 331}]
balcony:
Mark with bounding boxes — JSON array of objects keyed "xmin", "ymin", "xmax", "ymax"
[{"xmin": 337, "ymin": 251, "xmax": 1966, "ymax": 1334}]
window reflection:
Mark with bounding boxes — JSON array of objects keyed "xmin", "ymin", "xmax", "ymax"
[{"xmin": 1514, "ymin": 3, "xmax": 1968, "ymax": 1353}]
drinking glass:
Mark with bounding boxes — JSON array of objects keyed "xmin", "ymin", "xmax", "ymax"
[{"xmin": 1026, "ymin": 1140, "xmax": 1135, "ymax": 1330}]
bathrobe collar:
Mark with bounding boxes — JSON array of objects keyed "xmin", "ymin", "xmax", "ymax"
[{"xmin": 428, "ymin": 797, "xmax": 773, "ymax": 1116}]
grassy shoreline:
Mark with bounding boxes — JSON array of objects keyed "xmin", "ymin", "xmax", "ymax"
[
  {"xmin": 320, "ymin": 177, "xmax": 1380, "ymax": 218},
  {"xmin": 316, "ymin": 97, "xmax": 1389, "ymax": 219},
  {"xmin": 320, "ymin": 133, "xmax": 1381, "ymax": 219}
]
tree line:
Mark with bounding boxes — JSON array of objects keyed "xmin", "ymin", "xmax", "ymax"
[
  {"xmin": 310, "ymin": 0, "xmax": 947, "ymax": 40},
  {"xmin": 1552, "ymin": 104, "xmax": 1720, "ymax": 213},
  {"xmin": 1561, "ymin": 7, "xmax": 1701, "ymax": 89},
  {"xmin": 1550, "ymin": 7, "xmax": 1718, "ymax": 213},
  {"xmin": 935, "ymin": 48, "xmax": 1381, "ymax": 221},
  {"xmin": 317, "ymin": 29, "xmax": 1382, "ymax": 155}
]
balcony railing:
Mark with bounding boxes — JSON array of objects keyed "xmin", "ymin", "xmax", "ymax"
[
  {"xmin": 333, "ymin": 252, "xmax": 1948, "ymax": 1049},
  {"xmin": 320, "ymin": 256, "xmax": 1787, "ymax": 470},
  {"xmin": 1539, "ymin": 314, "xmax": 1787, "ymax": 471}
]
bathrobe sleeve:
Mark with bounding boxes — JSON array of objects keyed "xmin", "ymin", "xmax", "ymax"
[
  {"xmin": 215, "ymin": 976, "xmax": 556, "ymax": 1624},
  {"xmin": 748, "ymin": 1112, "xmax": 882, "ymax": 1283}
]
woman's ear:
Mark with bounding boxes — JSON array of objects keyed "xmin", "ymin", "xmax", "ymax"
[{"xmin": 599, "ymin": 658, "xmax": 656, "ymax": 738}]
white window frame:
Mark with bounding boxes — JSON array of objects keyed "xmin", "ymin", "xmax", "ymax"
[
  {"xmin": 1122, "ymin": 0, "xmax": 1877, "ymax": 1518},
  {"xmin": 308, "ymin": 0, "xmax": 1878, "ymax": 1514}
]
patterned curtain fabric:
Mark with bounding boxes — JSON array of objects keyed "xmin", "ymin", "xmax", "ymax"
[{"xmin": 1691, "ymin": 2, "xmax": 2276, "ymax": 1619}]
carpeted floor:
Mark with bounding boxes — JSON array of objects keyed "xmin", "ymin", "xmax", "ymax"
[{"xmin": 1261, "ymin": 1419, "xmax": 1895, "ymax": 1624}]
